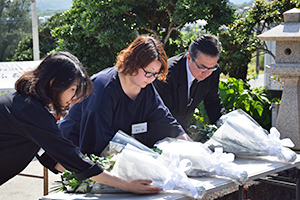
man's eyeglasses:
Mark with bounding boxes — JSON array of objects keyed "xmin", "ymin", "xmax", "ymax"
[
  {"xmin": 142, "ymin": 68, "xmax": 162, "ymax": 78},
  {"xmin": 192, "ymin": 58, "xmax": 219, "ymax": 72}
]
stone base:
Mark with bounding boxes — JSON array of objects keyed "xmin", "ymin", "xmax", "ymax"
[{"xmin": 275, "ymin": 76, "xmax": 300, "ymax": 149}]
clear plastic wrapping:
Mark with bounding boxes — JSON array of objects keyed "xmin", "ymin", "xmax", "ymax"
[
  {"xmin": 205, "ymin": 109, "xmax": 297, "ymax": 162},
  {"xmin": 109, "ymin": 131, "xmax": 206, "ymax": 199},
  {"xmin": 110, "ymin": 144, "xmax": 171, "ymax": 187},
  {"xmin": 155, "ymin": 138, "xmax": 248, "ymax": 185},
  {"xmin": 108, "ymin": 130, "xmax": 160, "ymax": 158}
]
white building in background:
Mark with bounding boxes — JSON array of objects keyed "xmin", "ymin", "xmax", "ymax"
[
  {"xmin": 235, "ymin": 6, "xmax": 251, "ymax": 14},
  {"xmin": 264, "ymin": 40, "xmax": 283, "ymax": 91},
  {"xmin": 182, "ymin": 19, "xmax": 208, "ymax": 32},
  {"xmin": 39, "ymin": 16, "xmax": 51, "ymax": 23},
  {"xmin": 0, "ymin": 61, "xmax": 41, "ymax": 94}
]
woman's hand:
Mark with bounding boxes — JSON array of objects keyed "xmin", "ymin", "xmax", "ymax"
[
  {"xmin": 125, "ymin": 179, "xmax": 160, "ymax": 194},
  {"xmin": 55, "ymin": 163, "xmax": 160, "ymax": 194},
  {"xmin": 54, "ymin": 163, "xmax": 66, "ymax": 172},
  {"xmin": 90, "ymin": 170, "xmax": 160, "ymax": 194}
]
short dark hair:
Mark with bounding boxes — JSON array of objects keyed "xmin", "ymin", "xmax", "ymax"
[
  {"xmin": 189, "ymin": 34, "xmax": 222, "ymax": 59},
  {"xmin": 116, "ymin": 35, "xmax": 168, "ymax": 81},
  {"xmin": 15, "ymin": 51, "xmax": 93, "ymax": 116}
]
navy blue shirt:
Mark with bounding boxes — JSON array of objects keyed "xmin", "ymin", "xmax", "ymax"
[
  {"xmin": 0, "ymin": 92, "xmax": 103, "ymax": 185},
  {"xmin": 59, "ymin": 67, "xmax": 185, "ymax": 155}
]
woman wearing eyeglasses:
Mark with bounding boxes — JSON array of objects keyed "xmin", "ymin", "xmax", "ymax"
[
  {"xmin": 154, "ymin": 34, "xmax": 226, "ymax": 132},
  {"xmin": 59, "ymin": 35, "xmax": 191, "ymax": 156}
]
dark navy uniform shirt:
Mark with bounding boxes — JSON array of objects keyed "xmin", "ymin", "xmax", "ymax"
[
  {"xmin": 59, "ymin": 67, "xmax": 185, "ymax": 155},
  {"xmin": 0, "ymin": 92, "xmax": 103, "ymax": 185}
]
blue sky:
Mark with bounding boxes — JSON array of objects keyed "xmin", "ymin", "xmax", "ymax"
[
  {"xmin": 229, "ymin": 0, "xmax": 251, "ymax": 4},
  {"xmin": 35, "ymin": 0, "xmax": 252, "ymax": 11}
]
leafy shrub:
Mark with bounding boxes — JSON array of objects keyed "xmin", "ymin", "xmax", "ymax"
[{"xmin": 189, "ymin": 77, "xmax": 280, "ymax": 142}]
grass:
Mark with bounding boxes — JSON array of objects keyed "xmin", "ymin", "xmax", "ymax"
[{"xmin": 248, "ymin": 52, "xmax": 265, "ymax": 75}]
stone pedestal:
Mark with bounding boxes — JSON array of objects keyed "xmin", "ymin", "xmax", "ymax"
[
  {"xmin": 265, "ymin": 64, "xmax": 300, "ymax": 149},
  {"xmin": 258, "ymin": 8, "xmax": 300, "ymax": 149},
  {"xmin": 275, "ymin": 76, "xmax": 300, "ymax": 148}
]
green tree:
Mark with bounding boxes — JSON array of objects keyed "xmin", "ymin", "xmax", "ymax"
[
  {"xmin": 0, "ymin": 0, "xmax": 31, "ymax": 61},
  {"xmin": 219, "ymin": 0, "xmax": 300, "ymax": 81},
  {"xmin": 12, "ymin": 12, "xmax": 65, "ymax": 61},
  {"xmin": 51, "ymin": 0, "xmax": 234, "ymax": 75}
]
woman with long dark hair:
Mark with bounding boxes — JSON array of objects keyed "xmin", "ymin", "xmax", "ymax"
[{"xmin": 0, "ymin": 51, "xmax": 160, "ymax": 194}]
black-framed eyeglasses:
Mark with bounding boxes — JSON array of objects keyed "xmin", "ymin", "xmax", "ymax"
[
  {"xmin": 142, "ymin": 68, "xmax": 162, "ymax": 78},
  {"xmin": 192, "ymin": 58, "xmax": 219, "ymax": 72}
]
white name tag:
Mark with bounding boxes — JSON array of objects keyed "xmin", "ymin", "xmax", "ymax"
[
  {"xmin": 132, "ymin": 122, "xmax": 147, "ymax": 135},
  {"xmin": 37, "ymin": 148, "xmax": 45, "ymax": 156}
]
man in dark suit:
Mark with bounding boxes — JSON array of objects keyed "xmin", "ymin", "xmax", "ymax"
[{"xmin": 154, "ymin": 34, "xmax": 226, "ymax": 132}]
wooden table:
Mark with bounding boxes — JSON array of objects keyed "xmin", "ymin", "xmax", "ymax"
[{"xmin": 40, "ymin": 155, "xmax": 300, "ymax": 200}]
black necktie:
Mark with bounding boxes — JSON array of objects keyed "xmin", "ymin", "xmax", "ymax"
[
  {"xmin": 190, "ymin": 79, "xmax": 198, "ymax": 99},
  {"xmin": 188, "ymin": 79, "xmax": 197, "ymax": 106}
]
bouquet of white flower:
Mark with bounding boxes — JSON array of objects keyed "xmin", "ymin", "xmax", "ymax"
[
  {"xmin": 155, "ymin": 137, "xmax": 248, "ymax": 185},
  {"xmin": 205, "ymin": 109, "xmax": 297, "ymax": 162},
  {"xmin": 109, "ymin": 131, "xmax": 206, "ymax": 199},
  {"xmin": 106, "ymin": 130, "xmax": 160, "ymax": 158}
]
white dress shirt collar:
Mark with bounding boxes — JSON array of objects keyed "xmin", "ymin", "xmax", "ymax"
[{"xmin": 186, "ymin": 59, "xmax": 196, "ymax": 100}]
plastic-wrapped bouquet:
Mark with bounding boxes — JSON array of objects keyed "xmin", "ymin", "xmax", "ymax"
[
  {"xmin": 109, "ymin": 131, "xmax": 206, "ymax": 199},
  {"xmin": 205, "ymin": 109, "xmax": 297, "ymax": 162},
  {"xmin": 106, "ymin": 130, "xmax": 160, "ymax": 158},
  {"xmin": 155, "ymin": 137, "xmax": 248, "ymax": 185}
]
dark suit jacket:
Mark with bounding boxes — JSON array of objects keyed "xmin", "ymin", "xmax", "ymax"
[{"xmin": 154, "ymin": 52, "xmax": 225, "ymax": 131}]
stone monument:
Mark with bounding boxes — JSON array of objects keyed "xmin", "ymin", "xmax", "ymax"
[{"xmin": 258, "ymin": 8, "xmax": 300, "ymax": 149}]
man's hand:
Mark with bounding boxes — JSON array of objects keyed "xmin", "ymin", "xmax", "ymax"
[{"xmin": 176, "ymin": 133, "xmax": 193, "ymax": 141}]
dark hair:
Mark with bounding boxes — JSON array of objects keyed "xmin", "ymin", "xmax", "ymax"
[
  {"xmin": 15, "ymin": 51, "xmax": 93, "ymax": 116},
  {"xmin": 116, "ymin": 35, "xmax": 168, "ymax": 81},
  {"xmin": 189, "ymin": 34, "xmax": 222, "ymax": 59}
]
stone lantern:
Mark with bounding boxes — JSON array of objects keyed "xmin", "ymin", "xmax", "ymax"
[{"xmin": 258, "ymin": 8, "xmax": 300, "ymax": 149}]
